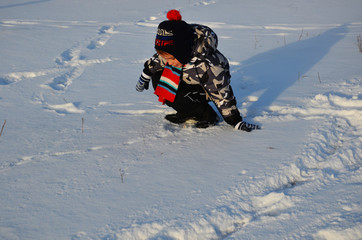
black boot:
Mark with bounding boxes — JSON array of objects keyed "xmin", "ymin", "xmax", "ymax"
[
  {"xmin": 164, "ymin": 105, "xmax": 218, "ymax": 128},
  {"xmin": 194, "ymin": 105, "xmax": 219, "ymax": 128},
  {"xmin": 164, "ymin": 112, "xmax": 196, "ymax": 124}
]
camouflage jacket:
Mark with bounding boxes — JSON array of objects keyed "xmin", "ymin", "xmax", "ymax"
[{"xmin": 142, "ymin": 24, "xmax": 242, "ymax": 125}]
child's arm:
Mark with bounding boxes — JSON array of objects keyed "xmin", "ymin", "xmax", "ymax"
[{"xmin": 136, "ymin": 54, "xmax": 164, "ymax": 92}]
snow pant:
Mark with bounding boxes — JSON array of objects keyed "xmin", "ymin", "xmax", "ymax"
[{"xmin": 151, "ymin": 71, "xmax": 216, "ymax": 119}]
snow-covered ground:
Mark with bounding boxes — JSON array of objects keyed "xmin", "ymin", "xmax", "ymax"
[{"xmin": 1, "ymin": 0, "xmax": 361, "ymax": 239}]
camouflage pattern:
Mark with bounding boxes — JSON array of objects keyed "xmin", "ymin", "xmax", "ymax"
[{"xmin": 142, "ymin": 24, "xmax": 242, "ymax": 125}]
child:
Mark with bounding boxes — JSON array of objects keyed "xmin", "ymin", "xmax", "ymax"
[{"xmin": 136, "ymin": 10, "xmax": 260, "ymax": 131}]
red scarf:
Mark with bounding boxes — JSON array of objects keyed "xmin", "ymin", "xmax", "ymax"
[{"xmin": 154, "ymin": 64, "xmax": 182, "ymax": 104}]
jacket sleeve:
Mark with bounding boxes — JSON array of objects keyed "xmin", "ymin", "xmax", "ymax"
[
  {"xmin": 142, "ymin": 53, "xmax": 165, "ymax": 77},
  {"xmin": 202, "ymin": 56, "xmax": 243, "ymax": 126}
]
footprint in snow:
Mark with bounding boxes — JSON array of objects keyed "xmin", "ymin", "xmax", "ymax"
[{"xmin": 253, "ymin": 192, "xmax": 295, "ymax": 217}]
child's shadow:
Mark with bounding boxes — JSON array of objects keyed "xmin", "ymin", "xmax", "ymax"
[{"xmin": 232, "ymin": 24, "xmax": 348, "ymax": 116}]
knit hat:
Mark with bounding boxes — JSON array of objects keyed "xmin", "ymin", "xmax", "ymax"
[{"xmin": 155, "ymin": 10, "xmax": 194, "ymax": 64}]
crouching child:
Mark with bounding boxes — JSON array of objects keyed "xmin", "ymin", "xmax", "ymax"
[{"xmin": 136, "ymin": 10, "xmax": 260, "ymax": 131}]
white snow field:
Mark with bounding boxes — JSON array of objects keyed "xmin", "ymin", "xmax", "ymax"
[{"xmin": 0, "ymin": 0, "xmax": 361, "ymax": 239}]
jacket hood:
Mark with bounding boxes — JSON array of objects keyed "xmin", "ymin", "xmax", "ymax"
[{"xmin": 191, "ymin": 24, "xmax": 219, "ymax": 59}]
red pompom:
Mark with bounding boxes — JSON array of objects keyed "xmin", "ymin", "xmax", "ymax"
[{"xmin": 167, "ymin": 9, "xmax": 182, "ymax": 21}]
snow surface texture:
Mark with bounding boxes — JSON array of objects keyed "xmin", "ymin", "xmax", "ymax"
[{"xmin": 0, "ymin": 0, "xmax": 361, "ymax": 239}]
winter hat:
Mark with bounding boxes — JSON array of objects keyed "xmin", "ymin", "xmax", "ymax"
[{"xmin": 155, "ymin": 10, "xmax": 194, "ymax": 64}]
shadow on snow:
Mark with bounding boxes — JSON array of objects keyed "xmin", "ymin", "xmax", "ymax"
[
  {"xmin": 232, "ymin": 24, "xmax": 348, "ymax": 115},
  {"xmin": 0, "ymin": 0, "xmax": 51, "ymax": 9}
]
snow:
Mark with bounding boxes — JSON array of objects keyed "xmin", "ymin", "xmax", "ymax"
[{"xmin": 0, "ymin": 0, "xmax": 361, "ymax": 239}]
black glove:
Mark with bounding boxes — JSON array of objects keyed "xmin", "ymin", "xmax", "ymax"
[
  {"xmin": 136, "ymin": 71, "xmax": 151, "ymax": 92},
  {"xmin": 235, "ymin": 121, "xmax": 261, "ymax": 132}
]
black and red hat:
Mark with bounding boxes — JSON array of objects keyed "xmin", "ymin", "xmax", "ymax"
[{"xmin": 155, "ymin": 10, "xmax": 194, "ymax": 64}]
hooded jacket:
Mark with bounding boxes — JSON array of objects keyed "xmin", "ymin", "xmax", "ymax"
[{"xmin": 142, "ymin": 24, "xmax": 242, "ymax": 125}]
